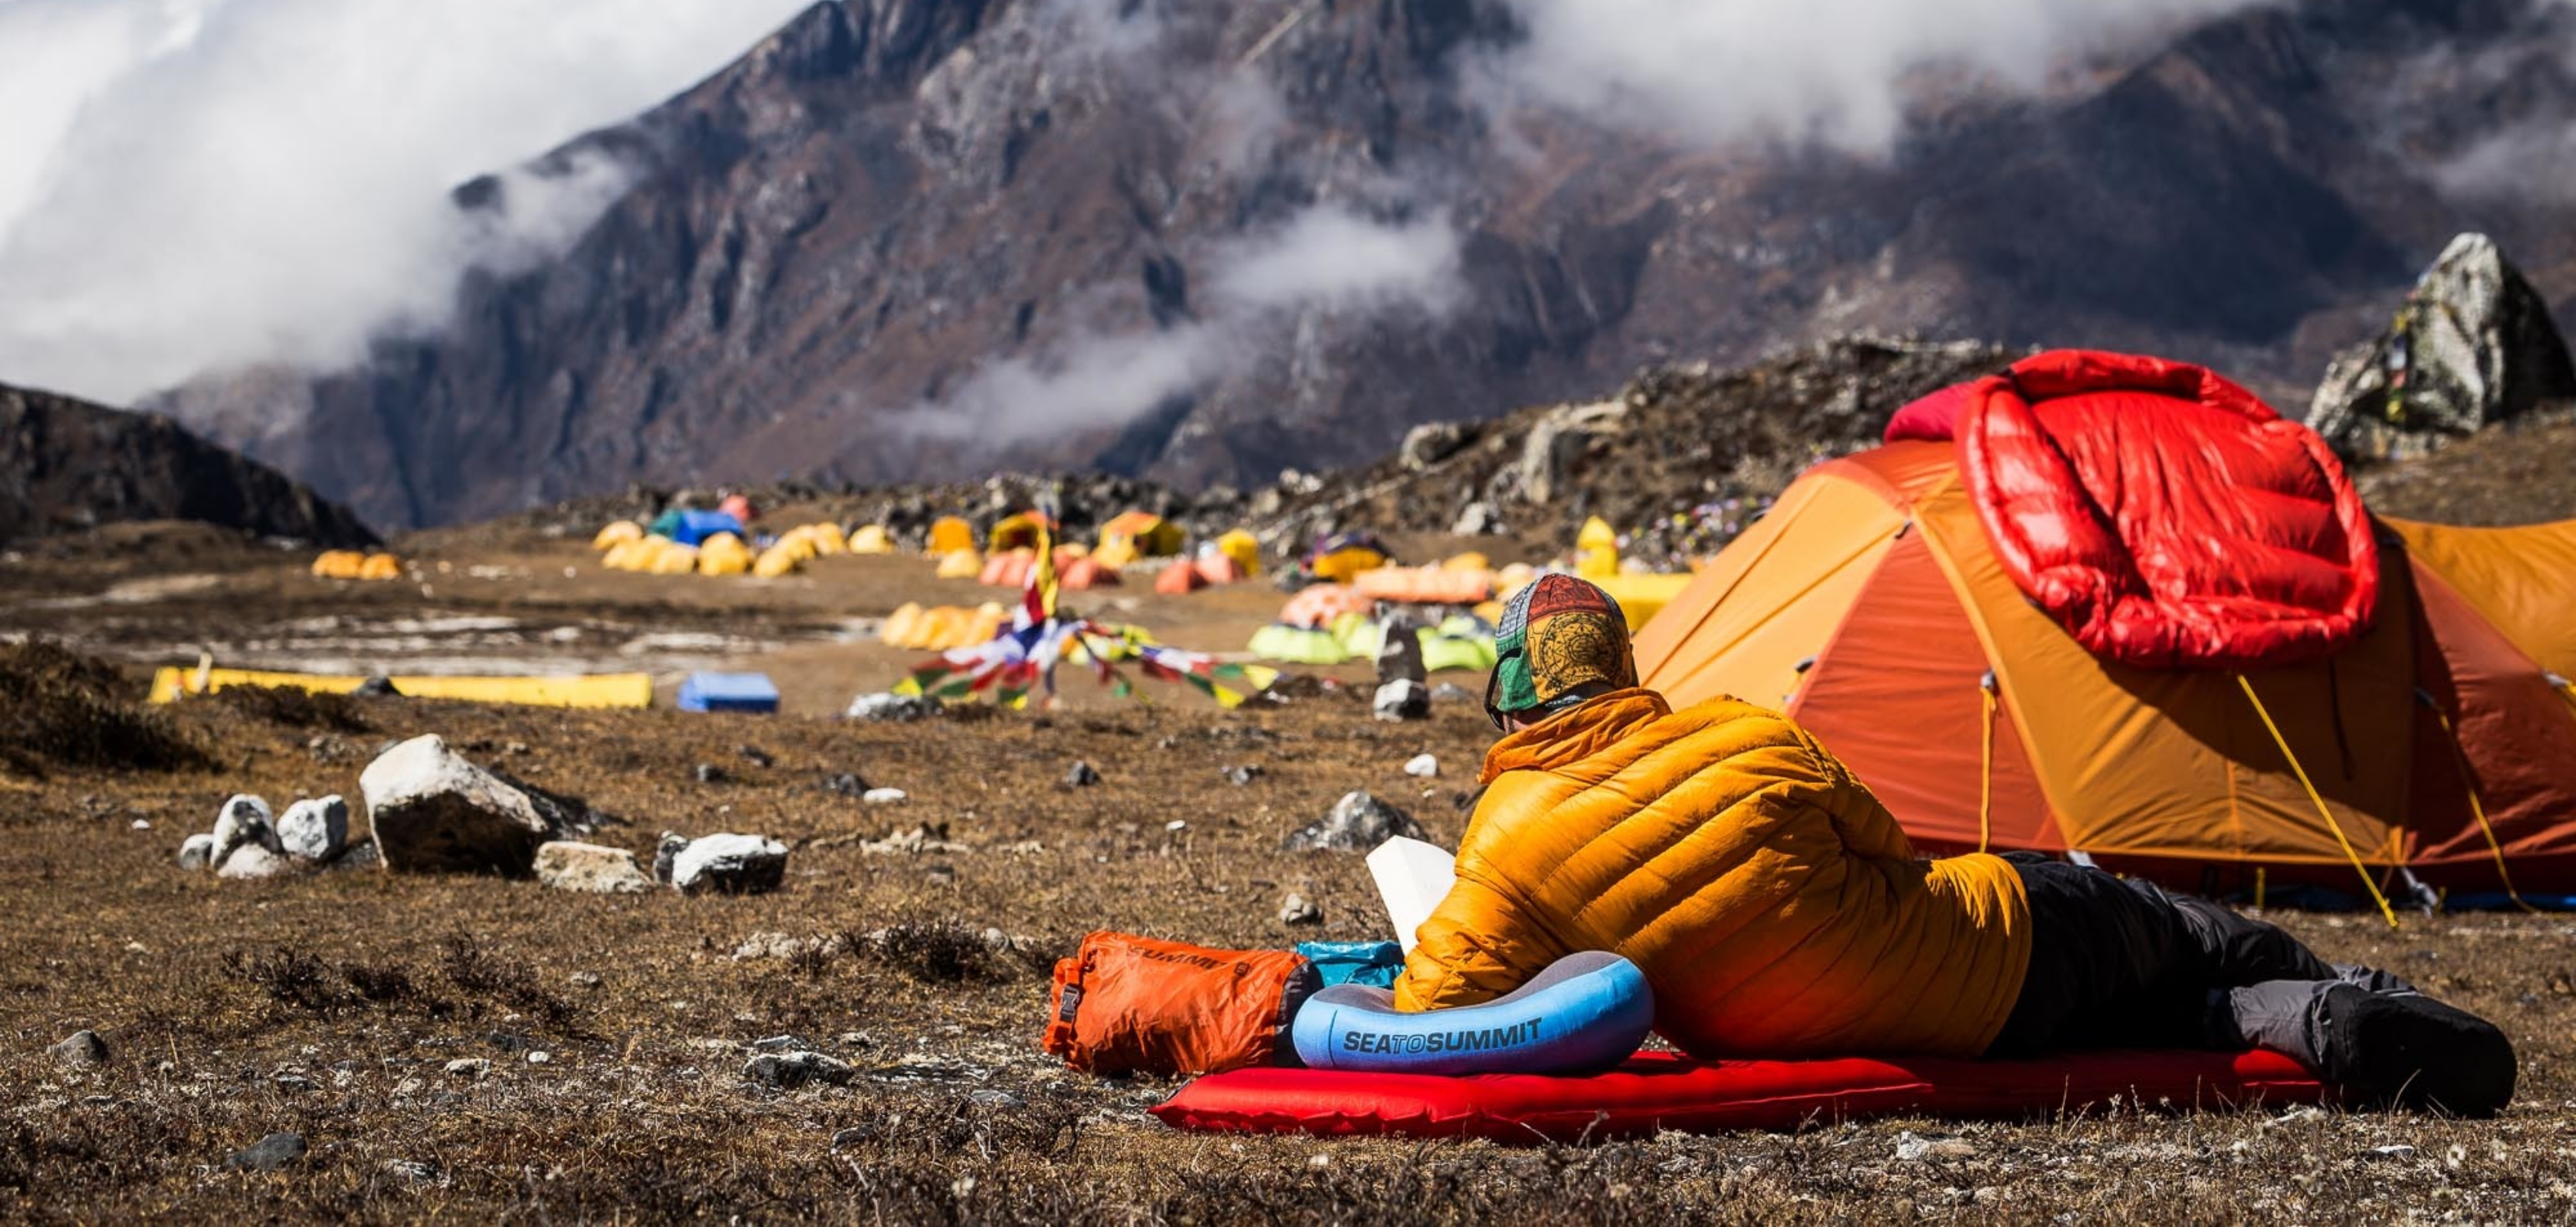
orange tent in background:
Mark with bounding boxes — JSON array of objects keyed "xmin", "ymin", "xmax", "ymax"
[
  {"xmin": 1058, "ymin": 556, "xmax": 1119, "ymax": 590},
  {"xmin": 1635, "ymin": 439, "xmax": 2576, "ymax": 897},
  {"xmin": 1193, "ymin": 554, "xmax": 1247, "ymax": 586},
  {"xmin": 1354, "ymin": 564, "xmax": 1492, "ymax": 605},
  {"xmin": 1278, "ymin": 584, "xmax": 1375, "ymax": 630},
  {"xmin": 980, "ymin": 549, "xmax": 1036, "ymax": 588},
  {"xmin": 1155, "ymin": 559, "xmax": 1208, "ymax": 594}
]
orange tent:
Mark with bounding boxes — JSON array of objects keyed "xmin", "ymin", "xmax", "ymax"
[
  {"xmin": 1279, "ymin": 584, "xmax": 1375, "ymax": 630},
  {"xmin": 1354, "ymin": 564, "xmax": 1493, "ymax": 605},
  {"xmin": 1058, "ymin": 556, "xmax": 1119, "ymax": 590},
  {"xmin": 1635, "ymin": 440, "xmax": 2576, "ymax": 896},
  {"xmin": 1155, "ymin": 559, "xmax": 1209, "ymax": 594},
  {"xmin": 1193, "ymin": 554, "xmax": 1247, "ymax": 586},
  {"xmin": 980, "ymin": 549, "xmax": 1036, "ymax": 588}
]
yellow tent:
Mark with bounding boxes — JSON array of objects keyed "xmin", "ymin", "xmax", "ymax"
[
  {"xmin": 935, "ymin": 548, "xmax": 984, "ymax": 579},
  {"xmin": 592, "ymin": 520, "xmax": 644, "ymax": 550},
  {"xmin": 928, "ymin": 516, "xmax": 975, "ymax": 555},
  {"xmin": 753, "ymin": 543, "xmax": 802, "ymax": 578},
  {"xmin": 1093, "ymin": 538, "xmax": 1139, "ymax": 570},
  {"xmin": 357, "ymin": 553, "xmax": 404, "ymax": 581},
  {"xmin": 849, "ymin": 525, "xmax": 895, "ymax": 554},
  {"xmin": 1217, "ymin": 529, "xmax": 1263, "ymax": 577},
  {"xmin": 990, "ymin": 511, "xmax": 1055, "ymax": 553},
  {"xmin": 1576, "ymin": 516, "xmax": 1620, "ymax": 580},
  {"xmin": 881, "ymin": 601, "xmax": 1007, "ymax": 650},
  {"xmin": 310, "ymin": 550, "xmax": 365, "ymax": 579},
  {"xmin": 1099, "ymin": 511, "xmax": 1186, "ymax": 559},
  {"xmin": 647, "ymin": 543, "xmax": 699, "ymax": 575},
  {"xmin": 808, "ymin": 523, "xmax": 849, "ymax": 556},
  {"xmin": 698, "ymin": 533, "xmax": 751, "ymax": 577}
]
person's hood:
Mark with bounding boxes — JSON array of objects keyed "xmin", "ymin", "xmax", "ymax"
[{"xmin": 1478, "ymin": 688, "xmax": 1672, "ymax": 785}]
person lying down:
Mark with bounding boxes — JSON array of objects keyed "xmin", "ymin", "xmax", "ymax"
[{"xmin": 1394, "ymin": 574, "xmax": 2516, "ymax": 1116}]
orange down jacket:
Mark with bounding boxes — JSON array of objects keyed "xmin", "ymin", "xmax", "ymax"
[{"xmin": 1393, "ymin": 689, "xmax": 2033, "ymax": 1059}]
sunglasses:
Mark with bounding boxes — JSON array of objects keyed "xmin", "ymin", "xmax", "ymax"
[{"xmin": 1483, "ymin": 644, "xmax": 1523, "ymax": 732}]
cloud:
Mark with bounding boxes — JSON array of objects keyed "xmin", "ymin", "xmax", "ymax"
[
  {"xmin": 1484, "ymin": 0, "xmax": 2274, "ymax": 151},
  {"xmin": 890, "ymin": 205, "xmax": 1465, "ymax": 447},
  {"xmin": 1210, "ymin": 206, "xmax": 1464, "ymax": 314},
  {"xmin": 0, "ymin": 0, "xmax": 813, "ymax": 405}
]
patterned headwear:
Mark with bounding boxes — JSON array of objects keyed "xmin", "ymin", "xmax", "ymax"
[{"xmin": 1487, "ymin": 574, "xmax": 1636, "ymax": 727}]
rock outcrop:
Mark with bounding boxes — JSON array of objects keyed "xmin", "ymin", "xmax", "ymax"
[
  {"xmin": 0, "ymin": 382, "xmax": 373, "ymax": 546},
  {"xmin": 2308, "ymin": 235, "xmax": 2576, "ymax": 460}
]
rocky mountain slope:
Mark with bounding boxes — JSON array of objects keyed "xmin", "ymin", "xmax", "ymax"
[
  {"xmin": 0, "ymin": 382, "xmax": 375, "ymax": 548},
  {"xmin": 157, "ymin": 0, "xmax": 2576, "ymax": 530}
]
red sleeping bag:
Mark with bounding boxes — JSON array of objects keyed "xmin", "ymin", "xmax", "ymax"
[
  {"xmin": 1956, "ymin": 350, "xmax": 2377, "ymax": 669},
  {"xmin": 1154, "ymin": 1048, "xmax": 2326, "ymax": 1141}
]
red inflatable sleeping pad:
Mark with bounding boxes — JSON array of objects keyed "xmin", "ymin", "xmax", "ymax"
[{"xmin": 1152, "ymin": 1048, "xmax": 2327, "ymax": 1141}]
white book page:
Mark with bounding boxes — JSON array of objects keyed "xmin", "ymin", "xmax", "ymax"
[{"xmin": 1366, "ymin": 836, "xmax": 1457, "ymax": 953}]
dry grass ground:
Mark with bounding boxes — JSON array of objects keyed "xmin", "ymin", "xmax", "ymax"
[{"xmin": 5, "ymin": 528, "xmax": 2576, "ymax": 1222}]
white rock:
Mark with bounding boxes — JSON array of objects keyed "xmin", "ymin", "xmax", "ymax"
[
  {"xmin": 1402, "ymin": 753, "xmax": 1438, "ymax": 778},
  {"xmin": 861, "ymin": 788, "xmax": 908, "ymax": 805},
  {"xmin": 276, "ymin": 796, "xmax": 350, "ymax": 862},
  {"xmin": 1372, "ymin": 679, "xmax": 1430, "ymax": 722},
  {"xmin": 670, "ymin": 834, "xmax": 789, "ymax": 896},
  {"xmin": 533, "ymin": 840, "xmax": 654, "ymax": 894},
  {"xmin": 360, "ymin": 735, "xmax": 554, "ymax": 875},
  {"xmin": 177, "ymin": 834, "xmax": 217, "ymax": 871},
  {"xmin": 216, "ymin": 844, "xmax": 293, "ymax": 880},
  {"xmin": 210, "ymin": 794, "xmax": 280, "ymax": 865},
  {"xmin": 845, "ymin": 692, "xmax": 941, "ymax": 722}
]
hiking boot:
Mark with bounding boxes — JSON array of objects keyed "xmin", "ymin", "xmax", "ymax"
[{"xmin": 2318, "ymin": 985, "xmax": 2517, "ymax": 1117}]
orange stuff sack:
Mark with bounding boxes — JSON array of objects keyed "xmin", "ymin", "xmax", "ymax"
[{"xmin": 1044, "ymin": 933, "xmax": 1316, "ymax": 1077}]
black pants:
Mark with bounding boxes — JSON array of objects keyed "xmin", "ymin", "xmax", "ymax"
[
  {"xmin": 1986, "ymin": 854, "xmax": 2333, "ymax": 1056},
  {"xmin": 1986, "ymin": 854, "xmax": 2517, "ymax": 1115}
]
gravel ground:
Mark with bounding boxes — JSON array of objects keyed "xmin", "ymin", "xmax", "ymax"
[{"xmin": 4, "ymin": 523, "xmax": 2574, "ymax": 1222}]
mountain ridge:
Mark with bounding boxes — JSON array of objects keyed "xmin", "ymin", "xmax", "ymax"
[{"xmin": 151, "ymin": 0, "xmax": 2576, "ymax": 529}]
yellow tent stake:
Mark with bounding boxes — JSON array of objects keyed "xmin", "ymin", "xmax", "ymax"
[
  {"xmin": 1976, "ymin": 670, "xmax": 1998, "ymax": 854},
  {"xmin": 2427, "ymin": 702, "xmax": 2537, "ymax": 913},
  {"xmin": 2253, "ymin": 866, "xmax": 2266, "ymax": 910},
  {"xmin": 2235, "ymin": 673, "xmax": 2399, "ymax": 929}
]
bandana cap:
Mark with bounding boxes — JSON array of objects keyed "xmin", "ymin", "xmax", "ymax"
[{"xmin": 1487, "ymin": 574, "xmax": 1637, "ymax": 727}]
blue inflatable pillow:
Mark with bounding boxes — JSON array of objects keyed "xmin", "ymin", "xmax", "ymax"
[{"xmin": 1290, "ymin": 951, "xmax": 1653, "ymax": 1076}]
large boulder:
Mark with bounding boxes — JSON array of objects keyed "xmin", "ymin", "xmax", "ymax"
[
  {"xmin": 534, "ymin": 841, "xmax": 656, "ymax": 894},
  {"xmin": 360, "ymin": 735, "xmax": 558, "ymax": 876},
  {"xmin": 1399, "ymin": 421, "xmax": 1470, "ymax": 472},
  {"xmin": 1374, "ymin": 615, "xmax": 1426, "ymax": 686},
  {"xmin": 1283, "ymin": 791, "xmax": 1428, "ymax": 852},
  {"xmin": 1515, "ymin": 400, "xmax": 1628, "ymax": 506},
  {"xmin": 2308, "ymin": 233, "xmax": 2576, "ymax": 460}
]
